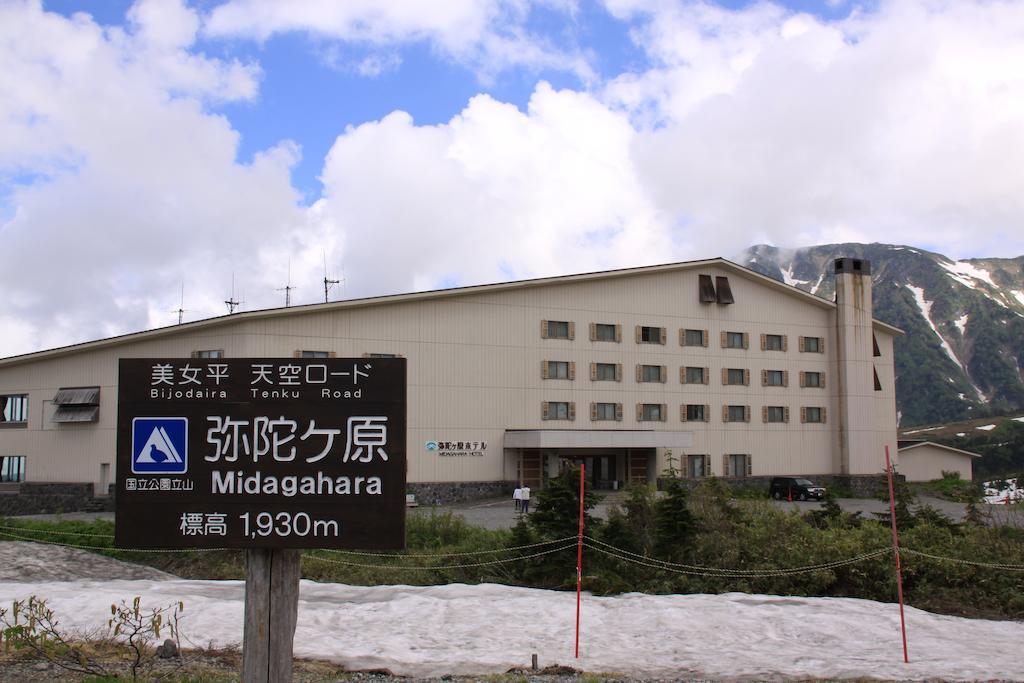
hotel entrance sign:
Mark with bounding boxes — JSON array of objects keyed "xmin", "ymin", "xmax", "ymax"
[{"xmin": 115, "ymin": 358, "xmax": 406, "ymax": 550}]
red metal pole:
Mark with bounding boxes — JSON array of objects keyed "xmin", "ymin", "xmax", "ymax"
[
  {"xmin": 885, "ymin": 446, "xmax": 910, "ymax": 664},
  {"xmin": 575, "ymin": 464, "xmax": 585, "ymax": 659}
]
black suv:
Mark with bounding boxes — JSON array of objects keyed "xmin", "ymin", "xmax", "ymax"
[{"xmin": 769, "ymin": 477, "xmax": 826, "ymax": 501}]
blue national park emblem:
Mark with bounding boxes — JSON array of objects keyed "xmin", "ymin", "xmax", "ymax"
[{"xmin": 131, "ymin": 417, "xmax": 188, "ymax": 474}]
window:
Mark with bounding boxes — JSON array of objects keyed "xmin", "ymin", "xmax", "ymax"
[
  {"xmin": 592, "ymin": 362, "xmax": 619, "ymax": 381},
  {"xmin": 591, "ymin": 402, "xmax": 621, "ymax": 421},
  {"xmin": 723, "ymin": 331, "xmax": 748, "ymax": 349},
  {"xmin": 724, "ymin": 368, "xmax": 748, "ymax": 386},
  {"xmin": 543, "ymin": 401, "xmax": 575, "ymax": 421},
  {"xmin": 639, "ymin": 403, "xmax": 666, "ymax": 421},
  {"xmin": 682, "ymin": 404, "xmax": 708, "ymax": 422},
  {"xmin": 637, "ymin": 325, "xmax": 666, "ymax": 344},
  {"xmin": 873, "ymin": 334, "xmax": 881, "ymax": 357},
  {"xmin": 299, "ymin": 350, "xmax": 331, "ymax": 358},
  {"xmin": 725, "ymin": 453, "xmax": 751, "ymax": 477},
  {"xmin": 191, "ymin": 349, "xmax": 223, "ymax": 359},
  {"xmin": 0, "ymin": 395, "xmax": 28, "ymax": 427},
  {"xmin": 763, "ymin": 370, "xmax": 787, "ymax": 387},
  {"xmin": 592, "ymin": 323, "xmax": 620, "ymax": 342},
  {"xmin": 682, "ymin": 328, "xmax": 707, "ymax": 347},
  {"xmin": 639, "ymin": 364, "xmax": 666, "ymax": 383},
  {"xmin": 801, "ymin": 371, "xmax": 825, "ymax": 388},
  {"xmin": 683, "ymin": 366, "xmax": 708, "ymax": 384},
  {"xmin": 543, "ymin": 360, "xmax": 572, "ymax": 380},
  {"xmin": 762, "ymin": 334, "xmax": 786, "ymax": 351},
  {"xmin": 873, "ymin": 367, "xmax": 882, "ymax": 391},
  {"xmin": 543, "ymin": 320, "xmax": 573, "ymax": 339},
  {"xmin": 686, "ymin": 454, "xmax": 709, "ymax": 478},
  {"xmin": 52, "ymin": 387, "xmax": 99, "ymax": 423},
  {"xmin": 0, "ymin": 455, "xmax": 25, "ymax": 483},
  {"xmin": 764, "ymin": 406, "xmax": 789, "ymax": 423},
  {"xmin": 802, "ymin": 407, "xmax": 826, "ymax": 423},
  {"xmin": 724, "ymin": 405, "xmax": 749, "ymax": 422},
  {"xmin": 800, "ymin": 336, "xmax": 823, "ymax": 353},
  {"xmin": 366, "ymin": 353, "xmax": 397, "ymax": 358}
]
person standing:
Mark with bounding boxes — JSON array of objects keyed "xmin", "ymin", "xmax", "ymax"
[
  {"xmin": 513, "ymin": 486, "xmax": 522, "ymax": 511},
  {"xmin": 520, "ymin": 485, "xmax": 531, "ymax": 514}
]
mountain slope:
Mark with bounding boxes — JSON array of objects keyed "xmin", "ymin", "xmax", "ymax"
[{"xmin": 742, "ymin": 243, "xmax": 1024, "ymax": 426}]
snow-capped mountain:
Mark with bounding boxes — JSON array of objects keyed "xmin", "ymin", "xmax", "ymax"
[{"xmin": 741, "ymin": 243, "xmax": 1024, "ymax": 426}]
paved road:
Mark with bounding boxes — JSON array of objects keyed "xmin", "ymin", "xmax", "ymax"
[{"xmin": 414, "ymin": 492, "xmax": 1023, "ymax": 530}]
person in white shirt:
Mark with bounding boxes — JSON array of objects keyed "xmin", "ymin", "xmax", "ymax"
[
  {"xmin": 520, "ymin": 485, "xmax": 531, "ymax": 514},
  {"xmin": 513, "ymin": 486, "xmax": 522, "ymax": 511}
]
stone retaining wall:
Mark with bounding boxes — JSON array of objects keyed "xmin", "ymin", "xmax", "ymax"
[
  {"xmin": 657, "ymin": 474, "xmax": 897, "ymax": 498},
  {"xmin": 406, "ymin": 481, "xmax": 513, "ymax": 506},
  {"xmin": 0, "ymin": 483, "xmax": 114, "ymax": 516}
]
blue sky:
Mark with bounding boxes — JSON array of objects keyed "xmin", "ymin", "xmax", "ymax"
[{"xmin": 2, "ymin": 0, "xmax": 1023, "ymax": 355}]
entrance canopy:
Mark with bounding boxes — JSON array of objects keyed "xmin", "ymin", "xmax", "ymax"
[{"xmin": 504, "ymin": 430, "xmax": 693, "ymax": 449}]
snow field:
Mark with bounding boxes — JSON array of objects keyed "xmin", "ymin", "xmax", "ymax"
[{"xmin": 0, "ymin": 580, "xmax": 1021, "ymax": 680}]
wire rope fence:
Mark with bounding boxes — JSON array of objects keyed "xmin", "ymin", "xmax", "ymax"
[{"xmin": 2, "ymin": 523, "xmax": 1023, "ymax": 574}]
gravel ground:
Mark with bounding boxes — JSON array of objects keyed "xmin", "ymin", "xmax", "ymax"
[{"xmin": 0, "ymin": 540, "xmax": 174, "ymax": 581}]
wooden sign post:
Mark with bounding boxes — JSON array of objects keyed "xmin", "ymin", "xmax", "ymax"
[
  {"xmin": 115, "ymin": 358, "xmax": 408, "ymax": 683},
  {"xmin": 242, "ymin": 549, "xmax": 301, "ymax": 682}
]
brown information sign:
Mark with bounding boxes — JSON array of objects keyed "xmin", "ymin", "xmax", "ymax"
[{"xmin": 115, "ymin": 358, "xmax": 406, "ymax": 550}]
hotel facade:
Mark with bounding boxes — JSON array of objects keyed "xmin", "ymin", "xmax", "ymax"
[{"xmin": 0, "ymin": 257, "xmax": 900, "ymax": 502}]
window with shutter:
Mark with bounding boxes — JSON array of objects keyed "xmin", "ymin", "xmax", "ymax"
[
  {"xmin": 640, "ymin": 365, "xmax": 663, "ymax": 383},
  {"xmin": 615, "ymin": 403, "xmax": 623, "ymax": 421},
  {"xmin": 725, "ymin": 368, "xmax": 745, "ymax": 385},
  {"xmin": 593, "ymin": 323, "xmax": 618, "ymax": 342},
  {"xmin": 638, "ymin": 325, "xmax": 663, "ymax": 343},
  {"xmin": 764, "ymin": 334, "xmax": 784, "ymax": 351},
  {"xmin": 544, "ymin": 320, "xmax": 571, "ymax": 339},
  {"xmin": 682, "ymin": 328, "xmax": 706, "ymax": 346},
  {"xmin": 592, "ymin": 363, "xmax": 617, "ymax": 381}
]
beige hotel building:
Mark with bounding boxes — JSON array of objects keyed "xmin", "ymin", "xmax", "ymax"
[{"xmin": 0, "ymin": 257, "xmax": 900, "ymax": 502}]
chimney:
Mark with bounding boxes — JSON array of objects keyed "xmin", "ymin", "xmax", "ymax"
[{"xmin": 834, "ymin": 258, "xmax": 876, "ymax": 475}]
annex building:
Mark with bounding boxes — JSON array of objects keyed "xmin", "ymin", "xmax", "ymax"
[{"xmin": 0, "ymin": 257, "xmax": 901, "ymax": 505}]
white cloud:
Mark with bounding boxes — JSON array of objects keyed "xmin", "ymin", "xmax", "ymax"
[
  {"xmin": 203, "ymin": 0, "xmax": 595, "ymax": 83},
  {"xmin": 603, "ymin": 0, "xmax": 1024, "ymax": 257},
  {"xmin": 315, "ymin": 83, "xmax": 669, "ymax": 298},
  {"xmin": 0, "ymin": 0, "xmax": 304, "ymax": 356}
]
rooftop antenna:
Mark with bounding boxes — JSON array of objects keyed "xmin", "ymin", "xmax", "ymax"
[
  {"xmin": 225, "ymin": 273, "xmax": 241, "ymax": 314},
  {"xmin": 172, "ymin": 282, "xmax": 188, "ymax": 325},
  {"xmin": 276, "ymin": 259, "xmax": 296, "ymax": 307},
  {"xmin": 322, "ymin": 251, "xmax": 341, "ymax": 303}
]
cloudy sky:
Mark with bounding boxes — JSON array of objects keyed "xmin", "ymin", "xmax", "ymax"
[{"xmin": 2, "ymin": 0, "xmax": 1023, "ymax": 357}]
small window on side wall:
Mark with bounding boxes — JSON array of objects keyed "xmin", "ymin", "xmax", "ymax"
[
  {"xmin": 0, "ymin": 455, "xmax": 26, "ymax": 482},
  {"xmin": 1, "ymin": 395, "xmax": 28, "ymax": 427},
  {"xmin": 192, "ymin": 349, "xmax": 224, "ymax": 359}
]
